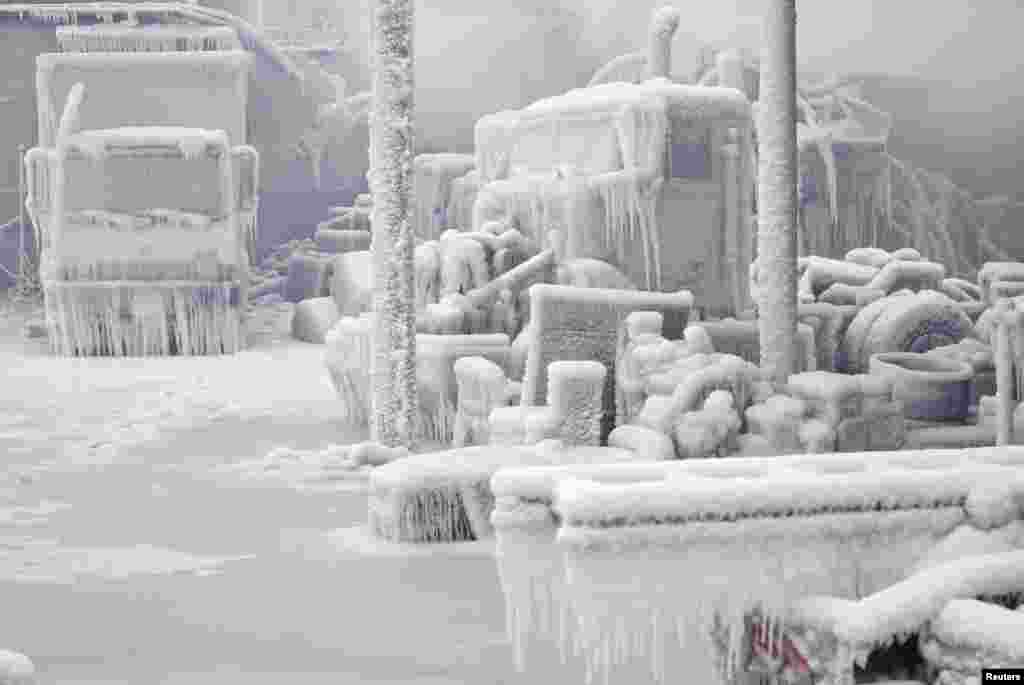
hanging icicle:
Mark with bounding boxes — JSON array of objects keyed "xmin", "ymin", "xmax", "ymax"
[
  {"xmin": 47, "ymin": 281, "xmax": 242, "ymax": 357},
  {"xmin": 590, "ymin": 170, "xmax": 663, "ymax": 291}
]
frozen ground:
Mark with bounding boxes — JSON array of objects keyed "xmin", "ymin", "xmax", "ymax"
[{"xmin": 0, "ymin": 294, "xmax": 579, "ymax": 684}]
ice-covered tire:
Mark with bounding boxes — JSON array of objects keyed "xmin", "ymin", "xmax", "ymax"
[
  {"xmin": 846, "ymin": 291, "xmax": 974, "ymax": 373},
  {"xmin": 840, "ymin": 292, "xmax": 910, "ymax": 373}
]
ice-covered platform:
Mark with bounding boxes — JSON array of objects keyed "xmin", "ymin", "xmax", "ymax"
[{"xmin": 490, "ymin": 445, "xmax": 1024, "ymax": 684}]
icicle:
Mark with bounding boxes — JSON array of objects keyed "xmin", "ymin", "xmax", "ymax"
[
  {"xmin": 325, "ymin": 314, "xmax": 374, "ymax": 427},
  {"xmin": 812, "ymin": 133, "xmax": 840, "ymax": 231},
  {"xmin": 45, "ymin": 282, "xmax": 241, "ymax": 357},
  {"xmin": 591, "ymin": 170, "xmax": 663, "ymax": 290}
]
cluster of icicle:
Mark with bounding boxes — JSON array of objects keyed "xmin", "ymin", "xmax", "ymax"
[
  {"xmin": 56, "ymin": 25, "xmax": 240, "ymax": 53},
  {"xmin": 591, "ymin": 170, "xmax": 663, "ymax": 290},
  {"xmin": 478, "ymin": 174, "xmax": 568, "ymax": 249},
  {"xmin": 47, "ymin": 282, "xmax": 241, "ymax": 357},
  {"xmin": 884, "ymin": 155, "xmax": 1009, "ymax": 279},
  {"xmin": 497, "ymin": 500, "xmax": 962, "ymax": 685},
  {"xmin": 55, "ymin": 253, "xmax": 239, "ymax": 284},
  {"xmin": 593, "ymin": 100, "xmax": 668, "ymax": 289},
  {"xmin": 325, "ymin": 314, "xmax": 373, "ymax": 427},
  {"xmin": 418, "ymin": 380, "xmax": 457, "ymax": 446},
  {"xmin": 372, "ymin": 480, "xmax": 493, "ymax": 542},
  {"xmin": 798, "ymin": 149, "xmax": 1009, "ymax": 281}
]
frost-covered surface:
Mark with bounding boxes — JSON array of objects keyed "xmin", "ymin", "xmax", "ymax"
[
  {"xmin": 2, "ymin": 538, "xmax": 253, "ymax": 585},
  {"xmin": 550, "ymin": 464, "xmax": 1008, "ymax": 530},
  {"xmin": 0, "ymin": 294, "xmax": 338, "ymax": 466},
  {"xmin": 912, "ymin": 521, "xmax": 1024, "ymax": 572},
  {"xmin": 490, "ymin": 445, "xmax": 1024, "ymax": 513},
  {"xmin": 211, "ymin": 443, "xmax": 373, "ymax": 493},
  {"xmin": 537, "ymin": 360, "xmax": 606, "ymax": 447}
]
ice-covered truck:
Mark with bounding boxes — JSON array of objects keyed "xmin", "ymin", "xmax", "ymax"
[
  {"xmin": 24, "ymin": 50, "xmax": 258, "ymax": 356},
  {"xmin": 469, "ymin": 78, "xmax": 756, "ymax": 316}
]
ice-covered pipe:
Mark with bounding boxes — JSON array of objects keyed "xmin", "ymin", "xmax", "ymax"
[
  {"xmin": 645, "ymin": 6, "xmax": 681, "ymax": 80},
  {"xmin": 722, "ymin": 137, "xmax": 742, "ymax": 315},
  {"xmin": 56, "ymin": 82, "xmax": 85, "ymax": 142},
  {"xmin": 465, "ymin": 248, "xmax": 555, "ymax": 310},
  {"xmin": 995, "ymin": 300, "xmax": 1015, "ymax": 446}
]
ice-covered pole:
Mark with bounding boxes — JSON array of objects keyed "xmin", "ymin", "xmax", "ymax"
[
  {"xmin": 646, "ymin": 6, "xmax": 681, "ymax": 80},
  {"xmin": 755, "ymin": 0, "xmax": 799, "ymax": 385},
  {"xmin": 368, "ymin": 0, "xmax": 418, "ymax": 448},
  {"xmin": 995, "ymin": 300, "xmax": 1015, "ymax": 446}
]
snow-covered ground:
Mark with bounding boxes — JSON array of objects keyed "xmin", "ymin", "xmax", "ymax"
[{"xmin": 0, "ymin": 294, "xmax": 575, "ymax": 684}]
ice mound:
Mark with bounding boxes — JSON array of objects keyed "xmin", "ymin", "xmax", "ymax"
[{"xmin": 0, "ymin": 650, "xmax": 34, "ymax": 685}]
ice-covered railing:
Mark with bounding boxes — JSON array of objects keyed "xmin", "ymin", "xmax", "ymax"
[
  {"xmin": 1, "ymin": 2, "xmax": 301, "ymax": 79},
  {"xmin": 490, "ymin": 446, "xmax": 1024, "ymax": 685},
  {"xmin": 56, "ymin": 24, "xmax": 241, "ymax": 52},
  {"xmin": 787, "ymin": 553, "xmax": 1024, "ymax": 667}
]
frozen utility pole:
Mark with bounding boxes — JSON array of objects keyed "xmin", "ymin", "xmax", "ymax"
[
  {"xmin": 756, "ymin": 0, "xmax": 800, "ymax": 385},
  {"xmin": 368, "ymin": 0, "xmax": 418, "ymax": 448}
]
